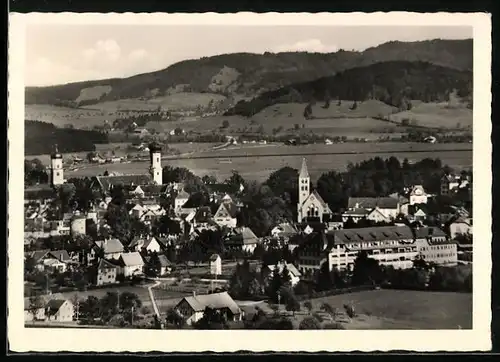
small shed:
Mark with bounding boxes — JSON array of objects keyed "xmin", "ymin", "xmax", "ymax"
[{"xmin": 209, "ymin": 253, "xmax": 222, "ymax": 276}]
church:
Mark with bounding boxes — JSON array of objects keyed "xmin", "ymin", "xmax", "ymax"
[{"xmin": 297, "ymin": 158, "xmax": 333, "ymax": 223}]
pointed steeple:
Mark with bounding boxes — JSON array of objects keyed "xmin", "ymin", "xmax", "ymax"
[{"xmin": 299, "ymin": 158, "xmax": 309, "ymax": 179}]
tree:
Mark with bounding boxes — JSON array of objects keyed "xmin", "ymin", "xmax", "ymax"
[
  {"xmin": 221, "ymin": 120, "xmax": 230, "ymax": 129},
  {"xmin": 267, "ymin": 266, "xmax": 284, "ymax": 302},
  {"xmin": 166, "ymin": 308, "xmax": 185, "ymax": 327},
  {"xmin": 320, "ymin": 302, "xmax": 337, "ymax": 320},
  {"xmin": 193, "ymin": 306, "xmax": 228, "ymax": 329},
  {"xmin": 299, "ymin": 316, "xmax": 321, "ymax": 329},
  {"xmin": 351, "ymin": 251, "xmax": 383, "ymax": 286},
  {"xmin": 303, "ymin": 103, "xmax": 313, "ymax": 120},
  {"xmin": 285, "ymin": 292, "xmax": 301, "ymax": 316},
  {"xmin": 303, "ymin": 301, "xmax": 313, "ymax": 314},
  {"xmin": 350, "ymin": 101, "xmax": 358, "ymax": 110},
  {"xmin": 119, "ymin": 292, "xmax": 142, "ymax": 324},
  {"xmin": 28, "ymin": 295, "xmax": 44, "ymax": 324},
  {"xmin": 99, "ymin": 292, "xmax": 119, "ymax": 322},
  {"xmin": 280, "ymin": 264, "xmax": 292, "ymax": 287}
]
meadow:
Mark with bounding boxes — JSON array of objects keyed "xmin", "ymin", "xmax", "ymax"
[
  {"xmin": 61, "ymin": 142, "xmax": 472, "ymax": 183},
  {"xmin": 304, "ymin": 289, "xmax": 472, "ymax": 329}
]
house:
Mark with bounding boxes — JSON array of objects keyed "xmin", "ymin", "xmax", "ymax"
[
  {"xmin": 24, "ymin": 293, "xmax": 69, "ymax": 323},
  {"xmin": 45, "ymin": 299, "xmax": 75, "ymax": 322},
  {"xmin": 213, "ymin": 201, "xmax": 239, "ymax": 228},
  {"xmin": 191, "ymin": 206, "xmax": 213, "ymax": 229},
  {"xmin": 440, "ymin": 174, "xmax": 461, "ymax": 195},
  {"xmin": 24, "ymin": 297, "xmax": 47, "ymax": 322},
  {"xmin": 341, "ymin": 208, "xmax": 370, "ymax": 223},
  {"xmin": 91, "ymin": 174, "xmax": 153, "ymax": 197},
  {"xmin": 347, "ymin": 197, "xmax": 400, "ymax": 220},
  {"xmin": 270, "ymin": 223, "xmax": 299, "ymax": 240},
  {"xmin": 407, "ymin": 204, "xmax": 428, "ymax": 223},
  {"xmin": 209, "ymin": 254, "xmax": 222, "ymax": 276},
  {"xmin": 139, "ymin": 208, "xmax": 166, "ymax": 223},
  {"xmin": 133, "ymin": 128, "xmax": 150, "ymax": 137},
  {"xmin": 409, "ymin": 185, "xmax": 429, "ymax": 205},
  {"xmin": 96, "ymin": 258, "xmax": 118, "ymax": 286},
  {"xmin": 174, "ymin": 291, "xmax": 242, "ymax": 326},
  {"xmin": 450, "ymin": 217, "xmax": 473, "ymax": 240},
  {"xmin": 261, "ymin": 261, "xmax": 302, "ymax": 286},
  {"xmin": 117, "ymin": 252, "xmax": 145, "ymax": 278},
  {"xmin": 128, "ymin": 235, "xmax": 163, "ymax": 253},
  {"xmin": 225, "ymin": 227, "xmax": 260, "ymax": 253},
  {"xmin": 366, "ymin": 207, "xmax": 392, "ymax": 223},
  {"xmin": 157, "ymin": 255, "xmax": 173, "ymax": 276},
  {"xmin": 90, "ymin": 238, "xmax": 125, "ymax": 263},
  {"xmin": 25, "ymin": 249, "xmax": 71, "ymax": 273},
  {"xmin": 174, "ymin": 189, "xmax": 190, "ymax": 211},
  {"xmin": 414, "ymin": 227, "xmax": 457, "ymax": 266}
]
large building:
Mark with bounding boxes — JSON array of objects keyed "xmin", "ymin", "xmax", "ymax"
[
  {"xmin": 50, "ymin": 145, "xmax": 64, "ymax": 187},
  {"xmin": 297, "ymin": 158, "xmax": 332, "ymax": 223}
]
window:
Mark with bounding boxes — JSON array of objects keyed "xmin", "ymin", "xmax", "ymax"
[
  {"xmin": 56, "ymin": 172, "xmax": 60, "ymax": 176},
  {"xmin": 157, "ymin": 157, "xmax": 159, "ymax": 163}
]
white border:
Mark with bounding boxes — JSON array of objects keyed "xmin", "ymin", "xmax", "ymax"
[{"xmin": 8, "ymin": 12, "xmax": 492, "ymax": 352}]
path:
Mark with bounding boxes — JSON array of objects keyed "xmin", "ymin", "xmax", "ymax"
[{"xmin": 147, "ymin": 280, "xmax": 162, "ymax": 320}]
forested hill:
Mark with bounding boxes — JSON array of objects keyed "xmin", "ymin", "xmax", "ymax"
[
  {"xmin": 225, "ymin": 61, "xmax": 473, "ymax": 117},
  {"xmin": 25, "ymin": 39, "xmax": 472, "ymax": 106},
  {"xmin": 25, "ymin": 120, "xmax": 109, "ymax": 155}
]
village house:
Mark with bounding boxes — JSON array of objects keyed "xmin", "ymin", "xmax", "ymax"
[
  {"xmin": 414, "ymin": 227, "xmax": 457, "ymax": 266},
  {"xmin": 191, "ymin": 206, "xmax": 213, "ymax": 229},
  {"xmin": 156, "ymin": 254, "xmax": 173, "ymax": 276},
  {"xmin": 347, "ymin": 197, "xmax": 400, "ymax": 220},
  {"xmin": 174, "ymin": 291, "xmax": 242, "ymax": 326},
  {"xmin": 213, "ymin": 201, "xmax": 239, "ymax": 228},
  {"xmin": 128, "ymin": 235, "xmax": 163, "ymax": 253},
  {"xmin": 45, "ymin": 299, "xmax": 75, "ymax": 322},
  {"xmin": 270, "ymin": 222, "xmax": 299, "ymax": 241},
  {"xmin": 440, "ymin": 174, "xmax": 461, "ymax": 196},
  {"xmin": 25, "ymin": 249, "xmax": 72, "ymax": 273},
  {"xmin": 341, "ymin": 208, "xmax": 370, "ymax": 223},
  {"xmin": 209, "ymin": 253, "xmax": 222, "ymax": 276},
  {"xmin": 174, "ymin": 189, "xmax": 190, "ymax": 211},
  {"xmin": 261, "ymin": 261, "xmax": 302, "ymax": 287},
  {"xmin": 91, "ymin": 174, "xmax": 153, "ymax": 198},
  {"xmin": 89, "ymin": 238, "xmax": 125, "ymax": 263},
  {"xmin": 365, "ymin": 207, "xmax": 392, "ymax": 223},
  {"xmin": 407, "ymin": 204, "xmax": 429, "ymax": 223},
  {"xmin": 24, "ymin": 293, "xmax": 68, "ymax": 323},
  {"xmin": 409, "ymin": 185, "xmax": 429, "ymax": 205},
  {"xmin": 225, "ymin": 227, "xmax": 260, "ymax": 254},
  {"xmin": 95, "ymin": 258, "xmax": 119, "ymax": 286},
  {"xmin": 449, "ymin": 217, "xmax": 473, "ymax": 240},
  {"xmin": 117, "ymin": 252, "xmax": 145, "ymax": 278}
]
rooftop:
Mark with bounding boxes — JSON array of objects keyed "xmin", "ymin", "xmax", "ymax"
[{"xmin": 179, "ymin": 292, "xmax": 241, "ymax": 314}]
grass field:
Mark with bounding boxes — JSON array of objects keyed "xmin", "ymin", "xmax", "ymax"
[
  {"xmin": 62, "ymin": 142, "xmax": 472, "ymax": 182},
  {"xmin": 389, "ymin": 102, "xmax": 473, "ymax": 129},
  {"xmin": 303, "ymin": 289, "xmax": 472, "ymax": 329}
]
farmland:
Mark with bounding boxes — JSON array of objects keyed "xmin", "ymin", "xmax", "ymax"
[{"xmin": 58, "ymin": 142, "xmax": 472, "ymax": 183}]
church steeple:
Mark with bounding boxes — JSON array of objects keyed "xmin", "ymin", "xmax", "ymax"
[{"xmin": 297, "ymin": 158, "xmax": 310, "ymax": 222}]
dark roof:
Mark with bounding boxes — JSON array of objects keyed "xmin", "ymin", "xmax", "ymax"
[
  {"xmin": 218, "ymin": 202, "xmax": 239, "ymax": 219},
  {"xmin": 227, "ymin": 227, "xmax": 259, "ymax": 245},
  {"xmin": 48, "ymin": 250, "xmax": 71, "ymax": 261},
  {"xmin": 348, "ymin": 197, "xmax": 399, "ymax": 210},
  {"xmin": 299, "ymin": 158, "xmax": 309, "ymax": 179},
  {"xmin": 97, "ymin": 258, "xmax": 119, "ymax": 270},
  {"xmin": 209, "ymin": 253, "xmax": 221, "ymax": 261},
  {"xmin": 194, "ymin": 206, "xmax": 212, "ymax": 223},
  {"xmin": 414, "ymin": 227, "xmax": 447, "ymax": 239},
  {"xmin": 25, "ymin": 249, "xmax": 50, "ymax": 263},
  {"xmin": 46, "ymin": 299, "xmax": 67, "ymax": 314},
  {"xmin": 158, "ymin": 254, "xmax": 172, "ymax": 267},
  {"xmin": 329, "ymin": 225, "xmax": 414, "ymax": 245},
  {"xmin": 25, "ymin": 186, "xmax": 56, "ymax": 200},
  {"xmin": 94, "ymin": 175, "xmax": 152, "ymax": 191}
]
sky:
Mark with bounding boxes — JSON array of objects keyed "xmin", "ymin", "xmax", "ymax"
[{"xmin": 25, "ymin": 25, "xmax": 472, "ymax": 87}]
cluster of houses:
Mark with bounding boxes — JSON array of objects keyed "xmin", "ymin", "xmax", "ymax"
[{"xmin": 23, "ymin": 146, "xmax": 472, "ymax": 325}]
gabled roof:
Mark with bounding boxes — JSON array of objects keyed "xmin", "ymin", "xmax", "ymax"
[
  {"xmin": 194, "ymin": 206, "xmax": 212, "ymax": 223},
  {"xmin": 348, "ymin": 197, "xmax": 399, "ymax": 210},
  {"xmin": 265, "ymin": 262, "xmax": 302, "ymax": 278},
  {"xmin": 119, "ymin": 252, "xmax": 144, "ymax": 266},
  {"xmin": 299, "ymin": 158, "xmax": 309, "ymax": 179},
  {"xmin": 95, "ymin": 238, "xmax": 124, "ymax": 254},
  {"xmin": 209, "ymin": 253, "xmax": 221, "ymax": 262},
  {"xmin": 25, "ymin": 249, "xmax": 50, "ymax": 263},
  {"xmin": 176, "ymin": 189, "xmax": 190, "ymax": 199},
  {"xmin": 307, "ymin": 190, "xmax": 330, "ymax": 210},
  {"xmin": 228, "ymin": 227, "xmax": 259, "ymax": 245},
  {"xmin": 158, "ymin": 254, "xmax": 172, "ymax": 267},
  {"xmin": 410, "ymin": 185, "xmax": 427, "ymax": 196},
  {"xmin": 178, "ymin": 292, "xmax": 240, "ymax": 314},
  {"xmin": 97, "ymin": 258, "xmax": 118, "ymax": 270},
  {"xmin": 343, "ymin": 208, "xmax": 371, "ymax": 216},
  {"xmin": 216, "ymin": 202, "xmax": 239, "ymax": 219},
  {"xmin": 94, "ymin": 174, "xmax": 152, "ymax": 191},
  {"xmin": 48, "ymin": 250, "xmax": 71, "ymax": 261},
  {"xmin": 143, "ymin": 236, "xmax": 161, "ymax": 250},
  {"xmin": 273, "ymin": 223, "xmax": 298, "ymax": 236}
]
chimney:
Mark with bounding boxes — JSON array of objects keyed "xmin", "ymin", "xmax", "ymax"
[{"xmin": 428, "ymin": 228, "xmax": 434, "ymax": 236}]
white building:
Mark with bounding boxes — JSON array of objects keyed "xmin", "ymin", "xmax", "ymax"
[
  {"xmin": 409, "ymin": 185, "xmax": 429, "ymax": 205},
  {"xmin": 50, "ymin": 145, "xmax": 64, "ymax": 186},
  {"xmin": 148, "ymin": 143, "xmax": 163, "ymax": 185},
  {"xmin": 117, "ymin": 252, "xmax": 145, "ymax": 278},
  {"xmin": 261, "ymin": 261, "xmax": 302, "ymax": 286},
  {"xmin": 209, "ymin": 254, "xmax": 222, "ymax": 276}
]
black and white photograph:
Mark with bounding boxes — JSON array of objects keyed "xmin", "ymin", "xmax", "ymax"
[{"xmin": 8, "ymin": 12, "xmax": 491, "ymax": 352}]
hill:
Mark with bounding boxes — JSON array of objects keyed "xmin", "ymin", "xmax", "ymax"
[
  {"xmin": 25, "ymin": 39, "xmax": 472, "ymax": 107},
  {"xmin": 225, "ymin": 61, "xmax": 473, "ymax": 117},
  {"xmin": 25, "ymin": 120, "xmax": 109, "ymax": 155}
]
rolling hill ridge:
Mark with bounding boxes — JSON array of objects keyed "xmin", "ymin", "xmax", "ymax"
[{"xmin": 25, "ymin": 38, "xmax": 472, "ymax": 107}]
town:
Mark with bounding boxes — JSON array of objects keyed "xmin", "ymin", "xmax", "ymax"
[{"xmin": 24, "ymin": 141, "xmax": 473, "ymax": 330}]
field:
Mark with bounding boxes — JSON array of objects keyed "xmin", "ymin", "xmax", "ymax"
[
  {"xmin": 61, "ymin": 142, "xmax": 473, "ymax": 183},
  {"xmin": 80, "ymin": 92, "xmax": 227, "ymax": 112},
  {"xmin": 25, "ymin": 104, "xmax": 115, "ymax": 129},
  {"xmin": 304, "ymin": 289, "xmax": 472, "ymax": 329},
  {"xmin": 389, "ymin": 102, "xmax": 473, "ymax": 129}
]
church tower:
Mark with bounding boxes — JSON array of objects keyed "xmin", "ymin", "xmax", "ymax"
[
  {"xmin": 50, "ymin": 144, "xmax": 64, "ymax": 187},
  {"xmin": 297, "ymin": 158, "xmax": 310, "ymax": 222},
  {"xmin": 149, "ymin": 142, "xmax": 163, "ymax": 185}
]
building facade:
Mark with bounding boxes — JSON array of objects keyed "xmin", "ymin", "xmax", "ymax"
[{"xmin": 297, "ymin": 158, "xmax": 332, "ymax": 223}]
